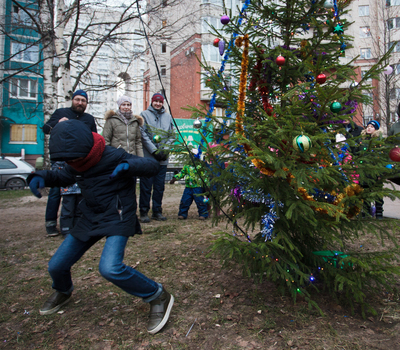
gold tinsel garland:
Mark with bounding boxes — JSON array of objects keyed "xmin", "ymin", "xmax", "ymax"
[{"xmin": 234, "ymin": 36, "xmax": 362, "ymax": 217}]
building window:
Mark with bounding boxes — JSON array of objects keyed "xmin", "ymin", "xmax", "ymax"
[
  {"xmin": 358, "ymin": 5, "xmax": 369, "ymax": 16},
  {"xmin": 363, "ymin": 115, "xmax": 373, "ymax": 126},
  {"xmin": 10, "ymin": 124, "xmax": 37, "ymax": 142},
  {"xmin": 12, "ymin": 6, "xmax": 38, "ymax": 27},
  {"xmin": 387, "ymin": 18, "xmax": 400, "ymax": 30},
  {"xmin": 390, "ymin": 88, "xmax": 400, "ymax": 99},
  {"xmin": 389, "ymin": 41, "xmax": 400, "ymax": 52},
  {"xmin": 202, "ymin": 44, "xmax": 222, "ymax": 63},
  {"xmin": 162, "ymin": 19, "xmax": 167, "ymax": 27},
  {"xmin": 201, "ymin": 16, "xmax": 222, "ymax": 33},
  {"xmin": 11, "ymin": 42, "xmax": 39, "ymax": 63},
  {"xmin": 360, "ymin": 27, "xmax": 371, "ymax": 38},
  {"xmin": 161, "ymin": 43, "xmax": 167, "ymax": 53},
  {"xmin": 387, "ymin": 0, "xmax": 400, "ymax": 6},
  {"xmin": 10, "ymin": 78, "xmax": 37, "ymax": 99},
  {"xmin": 161, "ymin": 65, "xmax": 166, "ymax": 76},
  {"xmin": 361, "ymin": 70, "xmax": 372, "ymax": 82},
  {"xmin": 360, "ymin": 48, "xmax": 372, "ymax": 59}
]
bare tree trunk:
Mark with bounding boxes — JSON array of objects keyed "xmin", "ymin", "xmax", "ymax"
[{"xmin": 40, "ymin": 0, "xmax": 57, "ymax": 169}]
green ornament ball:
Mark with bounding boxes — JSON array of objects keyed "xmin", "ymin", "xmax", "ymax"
[
  {"xmin": 330, "ymin": 102, "xmax": 342, "ymax": 113},
  {"xmin": 293, "ymin": 135, "xmax": 312, "ymax": 153},
  {"xmin": 153, "ymin": 135, "xmax": 162, "ymax": 143}
]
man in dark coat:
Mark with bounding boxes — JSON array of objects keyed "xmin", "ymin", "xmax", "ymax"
[
  {"xmin": 42, "ymin": 90, "xmax": 97, "ymax": 134},
  {"xmin": 28, "ymin": 120, "xmax": 174, "ymax": 335},
  {"xmin": 42, "ymin": 90, "xmax": 97, "ymax": 237}
]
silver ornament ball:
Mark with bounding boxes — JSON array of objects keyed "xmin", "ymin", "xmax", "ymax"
[{"xmin": 193, "ymin": 118, "xmax": 202, "ymax": 129}]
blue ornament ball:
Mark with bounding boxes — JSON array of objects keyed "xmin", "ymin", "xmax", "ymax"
[
  {"xmin": 203, "ymin": 197, "xmax": 209, "ymax": 203},
  {"xmin": 293, "ymin": 135, "xmax": 312, "ymax": 153}
]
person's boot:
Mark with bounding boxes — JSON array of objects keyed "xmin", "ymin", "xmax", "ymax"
[
  {"xmin": 147, "ymin": 288, "xmax": 174, "ymax": 334},
  {"xmin": 39, "ymin": 291, "xmax": 72, "ymax": 315},
  {"xmin": 151, "ymin": 212, "xmax": 167, "ymax": 221},
  {"xmin": 140, "ymin": 212, "xmax": 151, "ymax": 223},
  {"xmin": 45, "ymin": 221, "xmax": 59, "ymax": 237}
]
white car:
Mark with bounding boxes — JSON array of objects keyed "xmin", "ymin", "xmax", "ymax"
[{"xmin": 0, "ymin": 156, "xmax": 35, "ymax": 190}]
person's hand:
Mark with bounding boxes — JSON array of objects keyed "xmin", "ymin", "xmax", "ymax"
[
  {"xmin": 160, "ymin": 150, "xmax": 169, "ymax": 161},
  {"xmin": 152, "ymin": 151, "xmax": 165, "ymax": 161},
  {"xmin": 169, "ymin": 177, "xmax": 177, "ymax": 184},
  {"xmin": 58, "ymin": 117, "xmax": 69, "ymax": 122},
  {"xmin": 154, "ymin": 150, "xmax": 169, "ymax": 161},
  {"xmin": 110, "ymin": 163, "xmax": 129, "ymax": 179},
  {"xmin": 29, "ymin": 176, "xmax": 45, "ymax": 198}
]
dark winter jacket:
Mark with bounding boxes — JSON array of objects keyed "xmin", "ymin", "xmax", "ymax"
[
  {"xmin": 42, "ymin": 107, "xmax": 97, "ymax": 134},
  {"xmin": 140, "ymin": 105, "xmax": 175, "ymax": 166},
  {"xmin": 28, "ymin": 120, "xmax": 160, "ymax": 242},
  {"xmin": 103, "ymin": 110, "xmax": 144, "ymax": 157}
]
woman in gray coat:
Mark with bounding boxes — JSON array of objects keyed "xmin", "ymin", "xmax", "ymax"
[{"xmin": 103, "ymin": 96, "xmax": 144, "ymax": 157}]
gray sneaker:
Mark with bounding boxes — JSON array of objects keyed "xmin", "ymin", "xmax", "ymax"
[
  {"xmin": 147, "ymin": 288, "xmax": 174, "ymax": 334},
  {"xmin": 39, "ymin": 291, "xmax": 72, "ymax": 315}
]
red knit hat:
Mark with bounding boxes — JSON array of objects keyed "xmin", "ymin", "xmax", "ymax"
[{"xmin": 152, "ymin": 93, "xmax": 164, "ymax": 103}]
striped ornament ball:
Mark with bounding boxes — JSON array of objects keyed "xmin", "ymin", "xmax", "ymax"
[{"xmin": 293, "ymin": 135, "xmax": 312, "ymax": 153}]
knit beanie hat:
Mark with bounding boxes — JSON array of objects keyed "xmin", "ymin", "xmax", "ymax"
[
  {"xmin": 117, "ymin": 95, "xmax": 132, "ymax": 108},
  {"xmin": 367, "ymin": 120, "xmax": 380, "ymax": 130},
  {"xmin": 72, "ymin": 90, "xmax": 88, "ymax": 101},
  {"xmin": 152, "ymin": 93, "xmax": 164, "ymax": 103}
]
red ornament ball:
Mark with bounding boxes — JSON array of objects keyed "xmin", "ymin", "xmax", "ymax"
[
  {"xmin": 276, "ymin": 55, "xmax": 285, "ymax": 66},
  {"xmin": 389, "ymin": 146, "xmax": 400, "ymax": 162},
  {"xmin": 213, "ymin": 38, "xmax": 220, "ymax": 47},
  {"xmin": 316, "ymin": 73, "xmax": 327, "ymax": 84}
]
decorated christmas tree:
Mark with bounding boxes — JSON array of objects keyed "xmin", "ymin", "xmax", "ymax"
[{"xmin": 180, "ymin": 0, "xmax": 400, "ymax": 314}]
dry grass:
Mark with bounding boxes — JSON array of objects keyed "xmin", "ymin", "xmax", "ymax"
[{"xmin": 1, "ymin": 184, "xmax": 400, "ymax": 349}]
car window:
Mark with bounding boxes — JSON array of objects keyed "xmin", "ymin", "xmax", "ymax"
[
  {"xmin": 0, "ymin": 159, "xmax": 18, "ymax": 169},
  {"xmin": 20, "ymin": 160, "xmax": 35, "ymax": 169}
]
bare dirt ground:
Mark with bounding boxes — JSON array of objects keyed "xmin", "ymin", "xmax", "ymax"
[{"xmin": 1, "ymin": 184, "xmax": 400, "ymax": 350}]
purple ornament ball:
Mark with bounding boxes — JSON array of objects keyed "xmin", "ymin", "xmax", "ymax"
[
  {"xmin": 218, "ymin": 40, "xmax": 225, "ymax": 56},
  {"xmin": 221, "ymin": 15, "xmax": 230, "ymax": 25}
]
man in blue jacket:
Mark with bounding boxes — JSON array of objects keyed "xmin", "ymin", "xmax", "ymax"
[
  {"xmin": 139, "ymin": 93, "xmax": 175, "ymax": 223},
  {"xmin": 28, "ymin": 120, "xmax": 174, "ymax": 335},
  {"xmin": 42, "ymin": 90, "xmax": 97, "ymax": 237}
]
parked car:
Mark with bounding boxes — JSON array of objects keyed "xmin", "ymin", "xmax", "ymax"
[{"xmin": 0, "ymin": 156, "xmax": 35, "ymax": 190}]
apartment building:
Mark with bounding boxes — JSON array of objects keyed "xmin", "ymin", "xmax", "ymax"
[
  {"xmin": 0, "ymin": 0, "xmax": 44, "ymax": 164},
  {"xmin": 66, "ymin": 7, "xmax": 146, "ymax": 130}
]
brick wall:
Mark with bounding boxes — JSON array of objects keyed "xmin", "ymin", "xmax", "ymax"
[{"xmin": 170, "ymin": 35, "xmax": 204, "ymax": 119}]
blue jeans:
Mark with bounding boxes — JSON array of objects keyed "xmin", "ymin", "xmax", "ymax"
[
  {"xmin": 139, "ymin": 165, "xmax": 167, "ymax": 215},
  {"xmin": 178, "ymin": 187, "xmax": 208, "ymax": 218},
  {"xmin": 45, "ymin": 187, "xmax": 61, "ymax": 225},
  {"xmin": 48, "ymin": 234, "xmax": 162, "ymax": 302}
]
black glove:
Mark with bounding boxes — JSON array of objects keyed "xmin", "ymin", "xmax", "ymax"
[
  {"xmin": 152, "ymin": 150, "xmax": 169, "ymax": 161},
  {"xmin": 169, "ymin": 177, "xmax": 177, "ymax": 184}
]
